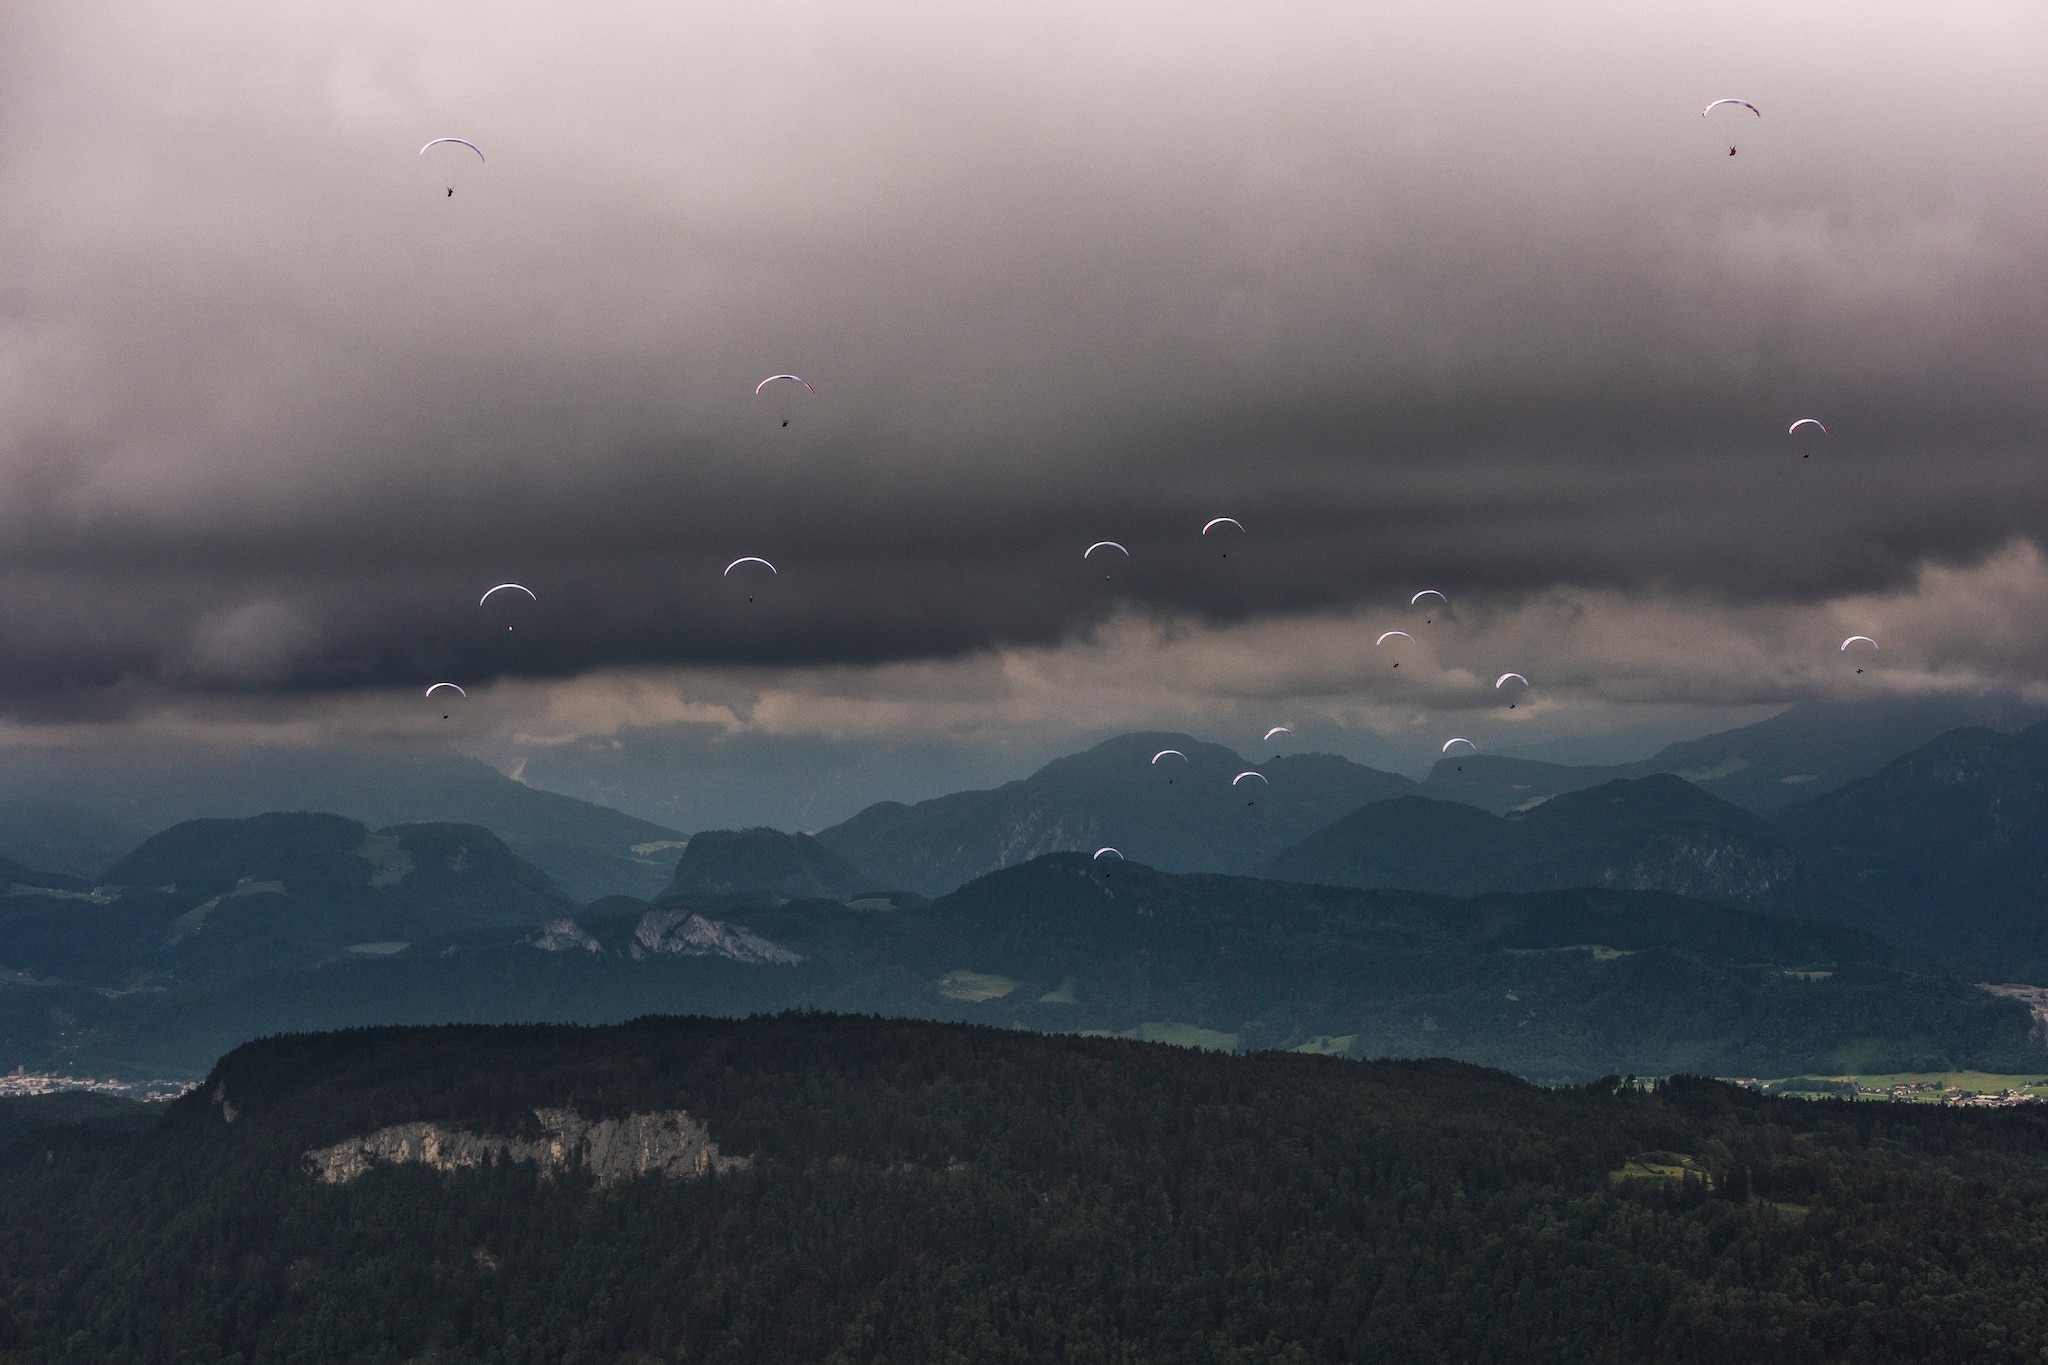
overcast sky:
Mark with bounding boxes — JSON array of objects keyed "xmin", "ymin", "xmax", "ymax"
[{"xmin": 1, "ymin": 0, "xmax": 2045, "ymax": 783}]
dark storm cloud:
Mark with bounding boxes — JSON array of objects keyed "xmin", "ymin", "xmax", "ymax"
[{"xmin": 1, "ymin": 0, "xmax": 2045, "ymax": 709}]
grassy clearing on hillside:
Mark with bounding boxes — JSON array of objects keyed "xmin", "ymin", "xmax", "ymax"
[
  {"xmin": 1119, "ymin": 1022, "xmax": 1239, "ymax": 1051},
  {"xmin": 1611, "ymin": 1151, "xmax": 1712, "ymax": 1187},
  {"xmin": 1758, "ymin": 1071, "xmax": 2048, "ymax": 1102}
]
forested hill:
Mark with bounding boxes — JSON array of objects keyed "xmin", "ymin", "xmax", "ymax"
[{"xmin": 10, "ymin": 1013, "xmax": 2048, "ymax": 1362}]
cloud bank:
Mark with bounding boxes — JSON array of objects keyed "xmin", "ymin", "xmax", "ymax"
[{"xmin": 0, "ymin": 0, "xmax": 2043, "ymax": 739}]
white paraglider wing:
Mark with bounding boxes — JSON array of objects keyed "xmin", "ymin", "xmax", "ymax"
[
  {"xmin": 1840, "ymin": 636, "xmax": 1878, "ymax": 651},
  {"xmin": 1093, "ymin": 847, "xmax": 1124, "ymax": 861},
  {"xmin": 723, "ymin": 557, "xmax": 778, "ymax": 576},
  {"xmin": 1788, "ymin": 419, "xmax": 1828, "ymax": 435},
  {"xmin": 1701, "ymin": 99, "xmax": 1760, "ymax": 118},
  {"xmin": 419, "ymin": 138, "xmax": 485, "ymax": 160},
  {"xmin": 1201, "ymin": 518, "xmax": 1244, "ymax": 535},
  {"xmin": 755, "ymin": 375, "xmax": 815, "ymax": 395},
  {"xmin": 1263, "ymin": 726, "xmax": 1291, "ymax": 741},
  {"xmin": 1151, "ymin": 749, "xmax": 1188, "ymax": 764},
  {"xmin": 1411, "ymin": 590, "xmax": 1446, "ymax": 605},
  {"xmin": 1376, "ymin": 631, "xmax": 1415, "ymax": 646},
  {"xmin": 1232, "ymin": 771, "xmax": 1268, "ymax": 786},
  {"xmin": 1442, "ymin": 738, "xmax": 1476, "ymax": 753},
  {"xmin": 478, "ymin": 583, "xmax": 537, "ymax": 606},
  {"xmin": 1084, "ymin": 541, "xmax": 1131, "ymax": 559},
  {"xmin": 425, "ymin": 682, "xmax": 467, "ymax": 698},
  {"xmin": 1495, "ymin": 673, "xmax": 1529, "ymax": 688}
]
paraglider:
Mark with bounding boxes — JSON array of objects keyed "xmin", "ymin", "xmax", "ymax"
[
  {"xmin": 1411, "ymin": 590, "xmax": 1445, "ymax": 606},
  {"xmin": 419, "ymin": 138, "xmax": 484, "ymax": 196},
  {"xmin": 1263, "ymin": 726, "xmax": 1291, "ymax": 742},
  {"xmin": 1702, "ymin": 99, "xmax": 1758, "ymax": 156},
  {"xmin": 1495, "ymin": 673, "xmax": 1528, "ymax": 688},
  {"xmin": 426, "ymin": 681, "xmax": 465, "ymax": 719},
  {"xmin": 1093, "ymin": 848, "xmax": 1123, "ymax": 861},
  {"xmin": 1442, "ymin": 737, "xmax": 1476, "ymax": 753},
  {"xmin": 1376, "ymin": 631, "xmax": 1414, "ymax": 646},
  {"xmin": 757, "ymin": 376, "xmax": 813, "ymax": 428},
  {"xmin": 724, "ymin": 558, "xmax": 776, "ymax": 602},
  {"xmin": 478, "ymin": 583, "xmax": 537, "ymax": 606},
  {"xmin": 1789, "ymin": 419, "xmax": 1827, "ymax": 435},
  {"xmin": 1196, "ymin": 517, "xmax": 1245, "ymax": 556},
  {"xmin": 1840, "ymin": 636, "xmax": 1877, "ymax": 651},
  {"xmin": 1232, "ymin": 772, "xmax": 1268, "ymax": 785},
  {"xmin": 1083, "ymin": 542, "xmax": 1130, "ymax": 559},
  {"xmin": 1151, "ymin": 749, "xmax": 1188, "ymax": 764}
]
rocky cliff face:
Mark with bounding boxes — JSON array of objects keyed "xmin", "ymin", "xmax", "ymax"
[
  {"xmin": 304, "ymin": 1106, "xmax": 749, "ymax": 1188},
  {"xmin": 529, "ymin": 917, "xmax": 603, "ymax": 953},
  {"xmin": 630, "ymin": 908, "xmax": 803, "ymax": 964}
]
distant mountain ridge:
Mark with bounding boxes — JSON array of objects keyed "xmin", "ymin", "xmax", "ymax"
[
  {"xmin": 656, "ymin": 828, "xmax": 870, "ymax": 905},
  {"xmin": 1266, "ymin": 774, "xmax": 1852, "ymax": 922},
  {"xmin": 1421, "ymin": 695, "xmax": 2048, "ymax": 815},
  {"xmin": 0, "ymin": 812, "xmax": 577, "ymax": 990},
  {"xmin": 1782, "ymin": 720, "xmax": 2048, "ymax": 979},
  {"xmin": 7, "ymin": 847, "xmax": 2031, "ymax": 1085},
  {"xmin": 815, "ymin": 732, "xmax": 1417, "ymax": 894},
  {"xmin": 0, "ymin": 743, "xmax": 685, "ymax": 902}
]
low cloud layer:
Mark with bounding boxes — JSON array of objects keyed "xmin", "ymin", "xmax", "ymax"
[{"xmin": 0, "ymin": 1, "xmax": 2043, "ymax": 736}]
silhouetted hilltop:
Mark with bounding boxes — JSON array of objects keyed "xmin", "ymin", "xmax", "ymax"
[
  {"xmin": 656, "ymin": 827, "xmax": 871, "ymax": 904},
  {"xmin": 9, "ymin": 1013, "xmax": 2048, "ymax": 1361},
  {"xmin": 1270, "ymin": 774, "xmax": 1849, "ymax": 921}
]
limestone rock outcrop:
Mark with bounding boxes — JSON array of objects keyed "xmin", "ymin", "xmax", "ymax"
[{"xmin": 305, "ymin": 1107, "xmax": 748, "ymax": 1188}]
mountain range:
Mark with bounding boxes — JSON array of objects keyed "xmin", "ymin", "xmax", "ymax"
[
  {"xmin": 5, "ymin": 694, "xmax": 2048, "ymax": 1086},
  {"xmin": 1, "ymin": 828, "xmax": 2030, "ymax": 1082},
  {"xmin": 0, "ymin": 742, "xmax": 684, "ymax": 902},
  {"xmin": 1264, "ymin": 773, "xmax": 1853, "ymax": 921}
]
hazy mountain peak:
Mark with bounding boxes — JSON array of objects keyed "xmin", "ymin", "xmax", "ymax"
[
  {"xmin": 656, "ymin": 828, "xmax": 870, "ymax": 905},
  {"xmin": 815, "ymin": 732, "xmax": 1418, "ymax": 893}
]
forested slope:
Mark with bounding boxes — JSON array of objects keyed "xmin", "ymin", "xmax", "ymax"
[{"xmin": 7, "ymin": 1014, "xmax": 2048, "ymax": 1362}]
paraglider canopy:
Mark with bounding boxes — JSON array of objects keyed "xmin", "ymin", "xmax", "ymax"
[
  {"xmin": 1202, "ymin": 518, "xmax": 1244, "ymax": 535},
  {"xmin": 1263, "ymin": 726, "xmax": 1291, "ymax": 741},
  {"xmin": 1495, "ymin": 673, "xmax": 1529, "ymax": 689},
  {"xmin": 1840, "ymin": 635, "xmax": 1878, "ymax": 651},
  {"xmin": 1411, "ymin": 590, "xmax": 1446, "ymax": 606},
  {"xmin": 1232, "ymin": 771, "xmax": 1268, "ymax": 786},
  {"xmin": 1376, "ymin": 631, "xmax": 1414, "ymax": 646},
  {"xmin": 1789, "ymin": 418, "xmax": 1828, "ymax": 435},
  {"xmin": 1701, "ymin": 99, "xmax": 1760, "ymax": 118},
  {"xmin": 478, "ymin": 583, "xmax": 537, "ymax": 606},
  {"xmin": 1150, "ymin": 749, "xmax": 1188, "ymax": 764},
  {"xmin": 723, "ymin": 557, "xmax": 778, "ymax": 576},
  {"xmin": 1442, "ymin": 737, "xmax": 1476, "ymax": 753},
  {"xmin": 425, "ymin": 682, "xmax": 467, "ymax": 698},
  {"xmin": 755, "ymin": 375, "xmax": 814, "ymax": 395},
  {"xmin": 420, "ymin": 138, "xmax": 485, "ymax": 160},
  {"xmin": 1084, "ymin": 541, "xmax": 1130, "ymax": 559},
  {"xmin": 1092, "ymin": 847, "xmax": 1124, "ymax": 861}
]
